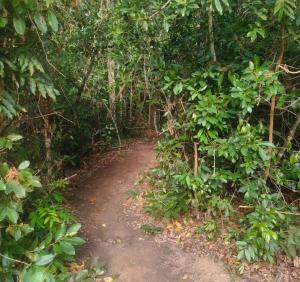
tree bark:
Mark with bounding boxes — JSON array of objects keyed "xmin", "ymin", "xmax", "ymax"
[
  {"xmin": 208, "ymin": 6, "xmax": 217, "ymax": 63},
  {"xmin": 129, "ymin": 81, "xmax": 133, "ymax": 123},
  {"xmin": 107, "ymin": 58, "xmax": 116, "ymax": 120},
  {"xmin": 44, "ymin": 115, "xmax": 52, "ymax": 182},
  {"xmin": 194, "ymin": 142, "xmax": 199, "ymax": 176}
]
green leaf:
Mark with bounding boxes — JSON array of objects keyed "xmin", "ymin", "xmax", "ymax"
[
  {"xmin": 13, "ymin": 17, "xmax": 26, "ymax": 35},
  {"xmin": 23, "ymin": 268, "xmax": 46, "ymax": 282},
  {"xmin": 3, "ymin": 207, "xmax": 19, "ymax": 223},
  {"xmin": 66, "ymin": 223, "xmax": 81, "ymax": 237},
  {"xmin": 258, "ymin": 148, "xmax": 268, "ymax": 161},
  {"xmin": 55, "ymin": 223, "xmax": 66, "ymax": 241},
  {"xmin": 22, "ymin": 224, "xmax": 34, "ymax": 234},
  {"xmin": 18, "ymin": 160, "xmax": 30, "ymax": 170},
  {"xmin": 0, "ymin": 180, "xmax": 6, "ymax": 191},
  {"xmin": 35, "ymin": 254, "xmax": 55, "ymax": 266},
  {"xmin": 0, "ymin": 17, "xmax": 7, "ymax": 28},
  {"xmin": 34, "ymin": 14, "xmax": 48, "ymax": 34},
  {"xmin": 7, "ymin": 134, "xmax": 23, "ymax": 142},
  {"xmin": 47, "ymin": 11, "xmax": 58, "ymax": 32},
  {"xmin": 64, "ymin": 236, "xmax": 86, "ymax": 246},
  {"xmin": 31, "ymin": 178, "xmax": 42, "ymax": 188},
  {"xmin": 6, "ymin": 181, "xmax": 26, "ymax": 198},
  {"xmin": 29, "ymin": 78, "xmax": 36, "ymax": 93},
  {"xmin": 59, "ymin": 241, "xmax": 75, "ymax": 255},
  {"xmin": 173, "ymin": 83, "xmax": 183, "ymax": 95},
  {"xmin": 214, "ymin": 0, "xmax": 223, "ymax": 14}
]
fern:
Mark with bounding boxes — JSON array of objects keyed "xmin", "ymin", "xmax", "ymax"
[{"xmin": 274, "ymin": 0, "xmax": 297, "ymax": 21}]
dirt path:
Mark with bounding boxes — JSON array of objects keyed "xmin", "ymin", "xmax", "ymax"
[{"xmin": 74, "ymin": 142, "xmax": 232, "ymax": 282}]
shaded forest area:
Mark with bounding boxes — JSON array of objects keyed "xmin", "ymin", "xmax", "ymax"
[{"xmin": 1, "ymin": 0, "xmax": 300, "ymax": 280}]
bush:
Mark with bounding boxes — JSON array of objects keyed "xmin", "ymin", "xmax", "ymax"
[{"xmin": 145, "ymin": 62, "xmax": 300, "ymax": 262}]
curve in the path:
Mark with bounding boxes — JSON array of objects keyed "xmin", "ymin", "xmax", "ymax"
[{"xmin": 75, "ymin": 142, "xmax": 231, "ymax": 282}]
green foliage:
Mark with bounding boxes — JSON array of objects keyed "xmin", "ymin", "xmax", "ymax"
[
  {"xmin": 146, "ymin": 44, "xmax": 300, "ymax": 262},
  {"xmin": 0, "ymin": 141, "xmax": 85, "ymax": 280}
]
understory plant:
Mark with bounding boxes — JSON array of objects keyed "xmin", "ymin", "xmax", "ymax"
[{"xmin": 0, "ymin": 135, "xmax": 86, "ymax": 281}]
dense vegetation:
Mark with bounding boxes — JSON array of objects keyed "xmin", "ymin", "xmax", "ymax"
[{"xmin": 1, "ymin": 0, "xmax": 300, "ymax": 280}]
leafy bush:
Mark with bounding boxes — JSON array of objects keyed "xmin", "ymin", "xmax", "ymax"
[
  {"xmin": 146, "ymin": 59, "xmax": 300, "ymax": 262},
  {"xmin": 0, "ymin": 135, "xmax": 85, "ymax": 281}
]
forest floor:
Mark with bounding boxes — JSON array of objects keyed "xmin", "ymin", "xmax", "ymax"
[{"xmin": 69, "ymin": 141, "xmax": 232, "ymax": 282}]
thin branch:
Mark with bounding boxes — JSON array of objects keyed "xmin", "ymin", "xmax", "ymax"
[
  {"xmin": 23, "ymin": 111, "xmax": 74, "ymax": 124},
  {"xmin": 279, "ymin": 64, "xmax": 300, "ymax": 74},
  {"xmin": 0, "ymin": 253, "xmax": 30, "ymax": 266}
]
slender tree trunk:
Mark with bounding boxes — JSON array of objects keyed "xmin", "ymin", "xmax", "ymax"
[
  {"xmin": 194, "ymin": 142, "xmax": 199, "ymax": 176},
  {"xmin": 208, "ymin": 5, "xmax": 217, "ymax": 63},
  {"xmin": 154, "ymin": 110, "xmax": 158, "ymax": 134},
  {"xmin": 44, "ymin": 115, "xmax": 52, "ymax": 182},
  {"xmin": 265, "ymin": 23, "xmax": 285, "ymax": 179},
  {"xmin": 143, "ymin": 55, "xmax": 152, "ymax": 128},
  {"xmin": 38, "ymin": 98, "xmax": 52, "ymax": 183},
  {"xmin": 130, "ymin": 81, "xmax": 133, "ymax": 123},
  {"xmin": 107, "ymin": 58, "xmax": 116, "ymax": 120},
  {"xmin": 106, "ymin": 0, "xmax": 116, "ymax": 120},
  {"xmin": 119, "ymin": 86, "xmax": 123, "ymax": 122}
]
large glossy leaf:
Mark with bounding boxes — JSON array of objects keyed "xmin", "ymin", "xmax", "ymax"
[
  {"xmin": 55, "ymin": 223, "xmax": 66, "ymax": 241},
  {"xmin": 35, "ymin": 254, "xmax": 55, "ymax": 266},
  {"xmin": 64, "ymin": 236, "xmax": 86, "ymax": 246},
  {"xmin": 66, "ymin": 223, "xmax": 81, "ymax": 237},
  {"xmin": 59, "ymin": 241, "xmax": 75, "ymax": 255},
  {"xmin": 18, "ymin": 160, "xmax": 30, "ymax": 170}
]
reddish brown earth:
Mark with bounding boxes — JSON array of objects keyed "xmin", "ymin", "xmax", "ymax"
[{"xmin": 72, "ymin": 141, "xmax": 232, "ymax": 282}]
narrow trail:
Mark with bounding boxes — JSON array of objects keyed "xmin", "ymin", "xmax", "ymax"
[{"xmin": 74, "ymin": 142, "xmax": 231, "ymax": 282}]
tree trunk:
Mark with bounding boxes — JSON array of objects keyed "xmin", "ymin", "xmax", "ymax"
[
  {"xmin": 107, "ymin": 58, "xmax": 116, "ymax": 120},
  {"xmin": 106, "ymin": 0, "xmax": 116, "ymax": 120},
  {"xmin": 130, "ymin": 81, "xmax": 133, "ymax": 123},
  {"xmin": 208, "ymin": 5, "xmax": 217, "ymax": 63},
  {"xmin": 44, "ymin": 115, "xmax": 52, "ymax": 182},
  {"xmin": 194, "ymin": 142, "xmax": 199, "ymax": 176},
  {"xmin": 265, "ymin": 23, "xmax": 285, "ymax": 179}
]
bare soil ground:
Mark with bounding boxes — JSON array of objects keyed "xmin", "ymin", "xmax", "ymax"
[{"xmin": 71, "ymin": 141, "xmax": 232, "ymax": 282}]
